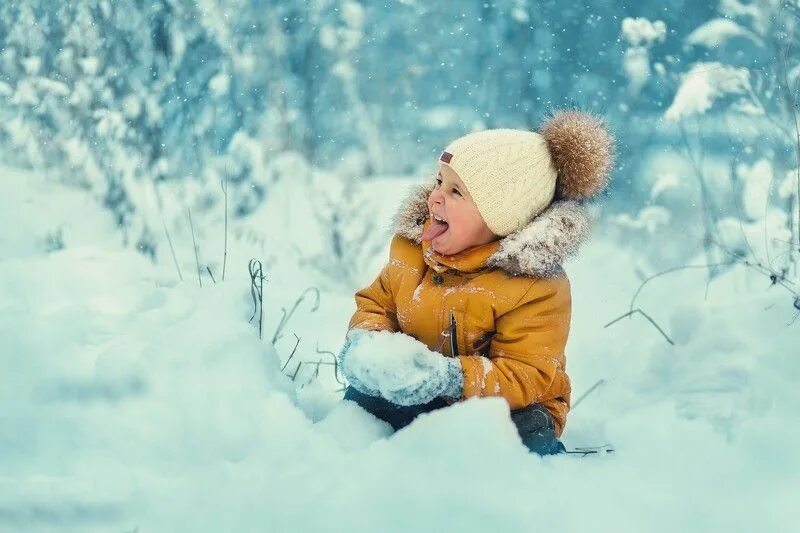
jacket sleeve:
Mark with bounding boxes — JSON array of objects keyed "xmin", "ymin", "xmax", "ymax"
[
  {"xmin": 346, "ymin": 247, "xmax": 401, "ymax": 335},
  {"xmin": 457, "ymin": 274, "xmax": 571, "ymax": 410}
]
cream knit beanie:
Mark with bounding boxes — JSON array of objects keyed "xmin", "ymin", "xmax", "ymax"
[{"xmin": 438, "ymin": 110, "xmax": 616, "ymax": 237}]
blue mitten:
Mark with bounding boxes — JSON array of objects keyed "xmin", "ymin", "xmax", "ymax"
[
  {"xmin": 382, "ymin": 352, "xmax": 463, "ymax": 406},
  {"xmin": 338, "ymin": 329, "xmax": 381, "ymax": 397},
  {"xmin": 339, "ymin": 329, "xmax": 464, "ymax": 406}
]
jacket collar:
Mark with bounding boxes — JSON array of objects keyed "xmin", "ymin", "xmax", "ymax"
[{"xmin": 391, "ymin": 181, "xmax": 593, "ymax": 277}]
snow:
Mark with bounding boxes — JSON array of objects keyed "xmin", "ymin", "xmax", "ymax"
[
  {"xmin": 425, "ymin": 106, "xmax": 461, "ymax": 129},
  {"xmin": 208, "ymin": 72, "xmax": 230, "ymax": 96},
  {"xmin": 665, "ymin": 62, "xmax": 752, "ymax": 121},
  {"xmin": 0, "ymin": 167, "xmax": 120, "ymax": 260},
  {"xmin": 650, "ymin": 172, "xmax": 680, "ymax": 201},
  {"xmin": 720, "ymin": 0, "xmax": 767, "ymax": 34},
  {"xmin": 622, "ymin": 47, "xmax": 651, "ymax": 96},
  {"xmin": 686, "ymin": 18, "xmax": 760, "ymax": 48},
  {"xmin": 711, "ymin": 158, "xmax": 796, "ymax": 267},
  {"xmin": 613, "ymin": 206, "xmax": 671, "ymax": 234},
  {"xmin": 341, "ymin": 1, "xmax": 365, "ymax": 29},
  {"xmin": 621, "ymin": 18, "xmax": 666, "ymax": 96},
  {"xmin": 621, "ymin": 18, "xmax": 666, "ymax": 47},
  {"xmin": 2, "ymin": 166, "xmax": 799, "ymax": 532},
  {"xmin": 740, "ymin": 158, "xmax": 772, "ymax": 221},
  {"xmin": 778, "ymin": 168, "xmax": 799, "ymax": 201}
]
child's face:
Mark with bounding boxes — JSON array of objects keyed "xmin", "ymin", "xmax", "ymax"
[{"xmin": 424, "ymin": 164, "xmax": 498, "ymax": 255}]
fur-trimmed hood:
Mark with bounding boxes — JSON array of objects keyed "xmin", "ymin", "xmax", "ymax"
[{"xmin": 391, "ymin": 181, "xmax": 593, "ymax": 278}]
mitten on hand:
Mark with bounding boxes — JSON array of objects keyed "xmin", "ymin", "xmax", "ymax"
[
  {"xmin": 339, "ymin": 329, "xmax": 464, "ymax": 406},
  {"xmin": 338, "ymin": 328, "xmax": 381, "ymax": 397},
  {"xmin": 381, "ymin": 351, "xmax": 463, "ymax": 406}
]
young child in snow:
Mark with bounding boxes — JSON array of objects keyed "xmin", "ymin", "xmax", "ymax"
[{"xmin": 338, "ymin": 110, "xmax": 615, "ymax": 455}]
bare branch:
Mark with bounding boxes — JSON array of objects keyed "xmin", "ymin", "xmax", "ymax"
[
  {"xmin": 271, "ymin": 287, "xmax": 321, "ymax": 345},
  {"xmin": 161, "ymin": 217, "xmax": 183, "ymax": 281},
  {"xmin": 711, "ymin": 236, "xmax": 798, "ymax": 295},
  {"xmin": 605, "ymin": 308, "xmax": 675, "ymax": 345},
  {"xmin": 315, "ymin": 341, "xmax": 345, "ymax": 386},
  {"xmin": 571, "ymin": 379, "xmax": 605, "ymax": 411},
  {"xmin": 281, "ymin": 334, "xmax": 301, "ymax": 372},
  {"xmin": 248, "ymin": 259, "xmax": 266, "ymax": 339},
  {"xmin": 289, "ymin": 361, "xmax": 303, "ymax": 381},
  {"xmin": 221, "ymin": 166, "xmax": 229, "ymax": 282},
  {"xmin": 629, "ymin": 262, "xmax": 737, "ymax": 314}
]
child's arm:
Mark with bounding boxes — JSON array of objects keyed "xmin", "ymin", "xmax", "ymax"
[
  {"xmin": 457, "ymin": 274, "xmax": 571, "ymax": 410},
  {"xmin": 347, "ymin": 237, "xmax": 403, "ymax": 334}
]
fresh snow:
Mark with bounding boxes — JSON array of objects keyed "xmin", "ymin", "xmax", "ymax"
[
  {"xmin": 686, "ymin": 18, "xmax": 761, "ymax": 48},
  {"xmin": 1, "ymin": 166, "xmax": 799, "ymax": 532},
  {"xmin": 621, "ymin": 17, "xmax": 667, "ymax": 47},
  {"xmin": 665, "ymin": 62, "xmax": 752, "ymax": 121}
]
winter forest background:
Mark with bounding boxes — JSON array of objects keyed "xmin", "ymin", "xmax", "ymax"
[{"xmin": 1, "ymin": 1, "xmax": 798, "ymax": 531}]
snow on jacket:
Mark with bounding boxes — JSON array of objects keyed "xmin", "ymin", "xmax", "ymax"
[{"xmin": 347, "ymin": 180, "xmax": 593, "ymax": 437}]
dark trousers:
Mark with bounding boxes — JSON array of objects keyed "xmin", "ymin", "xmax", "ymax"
[{"xmin": 343, "ymin": 387, "xmax": 566, "ymax": 456}]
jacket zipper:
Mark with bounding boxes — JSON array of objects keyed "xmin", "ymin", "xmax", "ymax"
[{"xmin": 449, "ymin": 309, "xmax": 459, "ymax": 357}]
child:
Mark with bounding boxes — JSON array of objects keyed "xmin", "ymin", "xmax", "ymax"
[{"xmin": 338, "ymin": 109, "xmax": 615, "ymax": 455}]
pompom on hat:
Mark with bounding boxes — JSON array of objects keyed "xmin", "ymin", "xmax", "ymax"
[{"xmin": 438, "ymin": 109, "xmax": 615, "ymax": 237}]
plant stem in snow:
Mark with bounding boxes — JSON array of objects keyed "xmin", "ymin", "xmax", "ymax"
[
  {"xmin": 571, "ymin": 379, "xmax": 606, "ymax": 411},
  {"xmin": 281, "ymin": 334, "xmax": 301, "ymax": 372},
  {"xmin": 188, "ymin": 207, "xmax": 202, "ymax": 288},
  {"xmin": 779, "ymin": 33, "xmax": 800, "ymax": 256},
  {"xmin": 316, "ymin": 342, "xmax": 345, "ymax": 386},
  {"xmin": 605, "ymin": 309, "xmax": 675, "ymax": 345},
  {"xmin": 271, "ymin": 287, "xmax": 320, "ymax": 345},
  {"xmin": 628, "ymin": 261, "xmax": 738, "ymax": 315},
  {"xmin": 161, "ymin": 217, "xmax": 183, "ymax": 281},
  {"xmin": 248, "ymin": 259, "xmax": 265, "ymax": 339},
  {"xmin": 290, "ymin": 361, "xmax": 303, "ymax": 381},
  {"xmin": 221, "ymin": 171, "xmax": 228, "ymax": 281}
]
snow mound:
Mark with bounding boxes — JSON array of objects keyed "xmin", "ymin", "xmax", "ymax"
[{"xmin": 2, "ymin": 167, "xmax": 799, "ymax": 532}]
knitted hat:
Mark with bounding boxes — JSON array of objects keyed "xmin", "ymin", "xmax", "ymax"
[{"xmin": 438, "ymin": 109, "xmax": 615, "ymax": 237}]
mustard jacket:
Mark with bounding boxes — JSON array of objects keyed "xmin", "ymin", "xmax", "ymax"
[{"xmin": 347, "ymin": 181, "xmax": 593, "ymax": 437}]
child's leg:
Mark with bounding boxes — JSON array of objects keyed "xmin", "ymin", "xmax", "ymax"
[
  {"xmin": 510, "ymin": 403, "xmax": 567, "ymax": 456},
  {"xmin": 343, "ymin": 386, "xmax": 449, "ymax": 431}
]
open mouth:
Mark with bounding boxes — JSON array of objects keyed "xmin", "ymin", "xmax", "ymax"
[{"xmin": 421, "ymin": 214, "xmax": 449, "ymax": 241}]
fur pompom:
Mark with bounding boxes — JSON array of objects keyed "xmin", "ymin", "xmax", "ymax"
[{"xmin": 541, "ymin": 109, "xmax": 615, "ymax": 200}]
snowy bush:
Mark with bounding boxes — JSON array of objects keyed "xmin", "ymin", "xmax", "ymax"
[{"xmin": 652, "ymin": 0, "xmax": 800, "ymax": 289}]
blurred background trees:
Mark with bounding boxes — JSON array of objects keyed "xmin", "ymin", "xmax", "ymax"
[{"xmin": 1, "ymin": 0, "xmax": 797, "ymax": 287}]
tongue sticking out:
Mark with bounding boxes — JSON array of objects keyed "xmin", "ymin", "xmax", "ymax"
[{"xmin": 421, "ymin": 217, "xmax": 449, "ymax": 241}]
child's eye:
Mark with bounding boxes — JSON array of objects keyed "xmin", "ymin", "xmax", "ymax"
[{"xmin": 434, "ymin": 178, "xmax": 461, "ymax": 197}]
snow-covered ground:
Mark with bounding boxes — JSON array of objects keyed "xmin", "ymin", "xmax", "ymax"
[{"xmin": 2, "ymin": 166, "xmax": 798, "ymax": 532}]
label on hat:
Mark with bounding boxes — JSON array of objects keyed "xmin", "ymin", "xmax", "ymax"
[{"xmin": 439, "ymin": 151, "xmax": 453, "ymax": 163}]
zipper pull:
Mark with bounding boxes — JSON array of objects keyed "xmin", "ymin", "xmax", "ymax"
[{"xmin": 449, "ymin": 310, "xmax": 459, "ymax": 357}]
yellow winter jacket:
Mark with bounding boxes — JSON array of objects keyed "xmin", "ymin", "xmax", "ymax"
[{"xmin": 347, "ymin": 181, "xmax": 592, "ymax": 437}]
